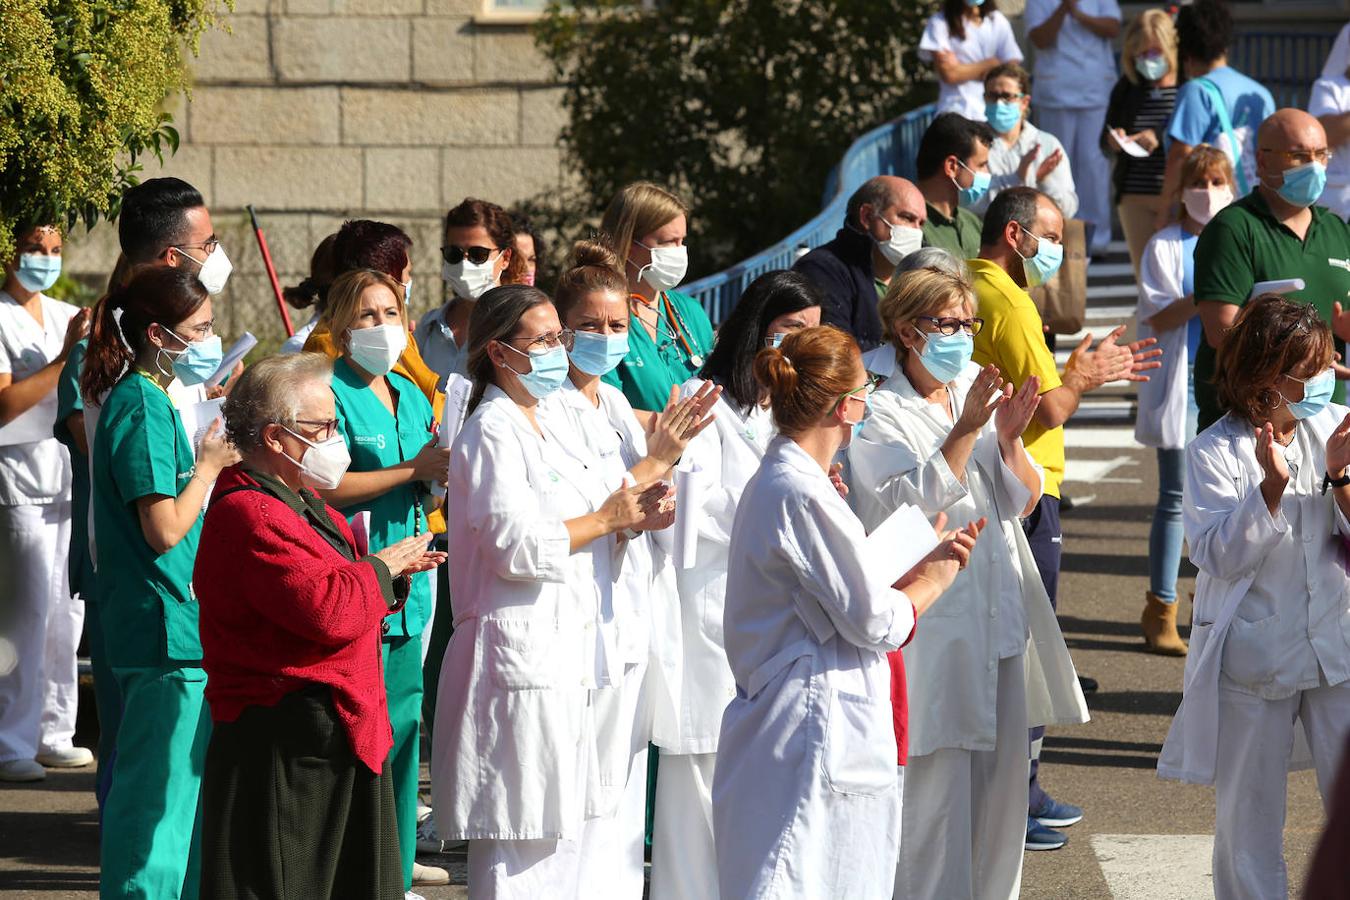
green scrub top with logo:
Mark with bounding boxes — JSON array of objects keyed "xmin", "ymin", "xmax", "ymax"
[
  {"xmin": 91, "ymin": 371, "xmax": 202, "ymax": 668},
  {"xmin": 604, "ymin": 289, "xmax": 715, "ymax": 412},
  {"xmin": 331, "ymin": 357, "xmax": 434, "ymax": 638}
]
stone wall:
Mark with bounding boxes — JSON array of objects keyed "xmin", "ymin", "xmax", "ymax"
[{"xmin": 62, "ymin": 0, "xmax": 568, "ymax": 347}]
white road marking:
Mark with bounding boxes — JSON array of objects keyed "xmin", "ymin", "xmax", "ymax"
[
  {"xmin": 1086, "ymin": 262, "xmax": 1136, "ymax": 279},
  {"xmin": 1071, "ymin": 400, "xmax": 1136, "ymax": 423},
  {"xmin": 1064, "ymin": 426, "xmax": 1142, "ymax": 450},
  {"xmin": 1087, "ymin": 284, "xmax": 1142, "ymax": 301},
  {"xmin": 1064, "ymin": 455, "xmax": 1138, "ymax": 484},
  {"xmin": 1091, "ymin": 834, "xmax": 1214, "ymax": 900}
]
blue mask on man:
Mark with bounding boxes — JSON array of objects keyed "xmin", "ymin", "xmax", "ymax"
[
  {"xmin": 954, "ymin": 160, "xmax": 992, "ymax": 207},
  {"xmin": 1015, "ymin": 225, "xmax": 1065, "ymax": 288},
  {"xmin": 1273, "ymin": 161, "xmax": 1327, "ymax": 209}
]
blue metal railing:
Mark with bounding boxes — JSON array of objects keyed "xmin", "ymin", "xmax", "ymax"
[
  {"xmin": 684, "ymin": 104, "xmax": 937, "ymax": 323},
  {"xmin": 684, "ymin": 30, "xmax": 1334, "ymax": 323}
]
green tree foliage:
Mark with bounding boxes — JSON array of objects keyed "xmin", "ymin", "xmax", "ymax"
[
  {"xmin": 533, "ymin": 0, "xmax": 936, "ymax": 277},
  {"xmin": 0, "ymin": 0, "xmax": 228, "ymax": 261}
]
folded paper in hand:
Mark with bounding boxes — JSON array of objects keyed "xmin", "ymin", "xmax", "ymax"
[{"xmin": 864, "ymin": 503, "xmax": 938, "ymax": 588}]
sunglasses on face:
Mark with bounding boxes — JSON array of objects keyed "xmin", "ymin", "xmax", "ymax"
[{"xmin": 441, "ymin": 245, "xmax": 500, "ymax": 266}]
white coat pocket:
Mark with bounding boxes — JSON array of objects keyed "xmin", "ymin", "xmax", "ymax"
[
  {"xmin": 821, "ymin": 689, "xmax": 896, "ymax": 798},
  {"xmin": 485, "ymin": 618, "xmax": 580, "ymax": 691},
  {"xmin": 1220, "ymin": 614, "xmax": 1281, "ymax": 689}
]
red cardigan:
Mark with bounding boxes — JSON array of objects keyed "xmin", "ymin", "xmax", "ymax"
[{"xmin": 195, "ymin": 466, "xmax": 395, "ymax": 774}]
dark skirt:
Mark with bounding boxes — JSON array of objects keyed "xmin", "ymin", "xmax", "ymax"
[{"xmin": 200, "ymin": 685, "xmax": 402, "ymax": 900}]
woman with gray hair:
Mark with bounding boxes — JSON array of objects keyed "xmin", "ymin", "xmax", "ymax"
[
  {"xmin": 193, "ymin": 352, "xmax": 445, "ymax": 899},
  {"xmin": 862, "ymin": 246, "xmax": 969, "ymax": 380}
]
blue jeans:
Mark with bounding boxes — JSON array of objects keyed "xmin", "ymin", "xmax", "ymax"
[{"xmin": 1150, "ymin": 448, "xmax": 1186, "ymax": 602}]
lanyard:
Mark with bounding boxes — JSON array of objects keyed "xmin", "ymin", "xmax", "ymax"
[{"xmin": 632, "ymin": 292, "xmax": 704, "ymax": 367}]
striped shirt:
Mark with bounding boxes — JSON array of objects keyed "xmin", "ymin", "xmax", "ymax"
[{"xmin": 1117, "ymin": 85, "xmax": 1177, "ymax": 196}]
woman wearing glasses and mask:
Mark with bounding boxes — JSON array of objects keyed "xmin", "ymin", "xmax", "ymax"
[
  {"xmin": 849, "ymin": 268, "xmax": 1085, "ymax": 900},
  {"xmin": 599, "ymin": 182, "xmax": 715, "ymax": 414},
  {"xmin": 415, "ymin": 198, "xmax": 515, "ymax": 386},
  {"xmin": 315, "ymin": 268, "xmax": 451, "ymax": 892},
  {"xmin": 1160, "ymin": 296, "xmax": 1350, "ymax": 900},
  {"xmin": 431, "ymin": 284, "xmax": 666, "ymax": 898},
  {"xmin": 82, "ymin": 266, "xmax": 241, "ymax": 899}
]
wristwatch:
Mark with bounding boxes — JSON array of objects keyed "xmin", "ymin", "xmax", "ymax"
[{"xmin": 1321, "ymin": 470, "xmax": 1350, "ymax": 495}]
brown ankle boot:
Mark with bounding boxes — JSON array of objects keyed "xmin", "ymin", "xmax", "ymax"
[{"xmin": 1141, "ymin": 591, "xmax": 1188, "ymax": 656}]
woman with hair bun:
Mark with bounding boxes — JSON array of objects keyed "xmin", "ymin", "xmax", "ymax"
[
  {"xmin": 280, "ymin": 233, "xmax": 339, "ymax": 355},
  {"xmin": 713, "ymin": 325, "xmax": 982, "ymax": 899}
]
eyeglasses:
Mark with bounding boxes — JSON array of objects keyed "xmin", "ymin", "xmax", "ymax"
[
  {"xmin": 839, "ymin": 372, "xmax": 884, "ymax": 404},
  {"xmin": 170, "ymin": 238, "xmax": 220, "ymax": 258},
  {"xmin": 984, "ymin": 91, "xmax": 1025, "ymax": 103},
  {"xmin": 292, "ymin": 418, "xmax": 340, "ymax": 440},
  {"xmin": 1261, "ymin": 147, "xmax": 1333, "ymax": 167},
  {"xmin": 915, "ymin": 315, "xmax": 984, "ymax": 336},
  {"xmin": 502, "ymin": 329, "xmax": 575, "ymax": 353},
  {"xmin": 441, "ymin": 244, "xmax": 501, "ymax": 266}
]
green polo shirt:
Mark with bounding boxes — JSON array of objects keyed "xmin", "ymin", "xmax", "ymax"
[
  {"xmin": 91, "ymin": 371, "xmax": 202, "ymax": 667},
  {"xmin": 1193, "ymin": 190, "xmax": 1350, "ymax": 430},
  {"xmin": 331, "ymin": 357, "xmax": 435, "ymax": 639},
  {"xmin": 922, "ymin": 202, "xmax": 983, "ymax": 260}
]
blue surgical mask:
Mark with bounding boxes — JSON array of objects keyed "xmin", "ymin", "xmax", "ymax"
[
  {"xmin": 15, "ymin": 254, "xmax": 61, "ymax": 293},
  {"xmin": 568, "ymin": 330, "xmax": 630, "ymax": 377},
  {"xmin": 849, "ymin": 395, "xmax": 872, "ymax": 441},
  {"xmin": 916, "ymin": 331, "xmax": 974, "ymax": 384},
  {"xmin": 984, "ymin": 100, "xmax": 1022, "ymax": 135},
  {"xmin": 955, "ymin": 160, "xmax": 992, "ymax": 207},
  {"xmin": 965, "ymin": 0, "xmax": 985, "ymax": 6},
  {"xmin": 1016, "ymin": 226, "xmax": 1065, "ymax": 288},
  {"xmin": 501, "ymin": 341, "xmax": 570, "ymax": 399},
  {"xmin": 159, "ymin": 328, "xmax": 223, "ymax": 386},
  {"xmin": 1135, "ymin": 53, "xmax": 1168, "ymax": 82},
  {"xmin": 765, "ymin": 332, "xmax": 787, "ymax": 349},
  {"xmin": 1273, "ymin": 161, "xmax": 1328, "ymax": 209},
  {"xmin": 1287, "ymin": 368, "xmax": 1335, "ymax": 419}
]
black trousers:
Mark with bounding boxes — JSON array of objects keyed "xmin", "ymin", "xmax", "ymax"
[{"xmin": 200, "ymin": 685, "xmax": 402, "ymax": 900}]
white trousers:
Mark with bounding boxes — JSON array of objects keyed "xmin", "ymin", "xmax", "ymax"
[
  {"xmin": 0, "ymin": 501, "xmax": 79, "ymax": 763},
  {"xmin": 651, "ymin": 751, "xmax": 719, "ymax": 900},
  {"xmin": 1036, "ymin": 105, "xmax": 1112, "ymax": 251},
  {"xmin": 896, "ymin": 654, "xmax": 1028, "ymax": 900},
  {"xmin": 1214, "ymin": 678, "xmax": 1350, "ymax": 900}
]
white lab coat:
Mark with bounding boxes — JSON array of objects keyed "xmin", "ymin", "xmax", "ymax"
[
  {"xmin": 661, "ymin": 380, "xmax": 775, "ymax": 753},
  {"xmin": 1134, "ymin": 225, "xmax": 1194, "ymax": 450},
  {"xmin": 431, "ymin": 385, "xmax": 609, "ymax": 840},
  {"xmin": 848, "ymin": 363, "xmax": 1087, "ymax": 758},
  {"xmin": 1159, "ymin": 408, "xmax": 1350, "ymax": 786},
  {"xmin": 714, "ymin": 436, "xmax": 914, "ymax": 899}
]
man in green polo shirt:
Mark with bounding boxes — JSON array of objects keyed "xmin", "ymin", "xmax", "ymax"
[
  {"xmin": 1194, "ymin": 108, "xmax": 1350, "ymax": 430},
  {"xmin": 916, "ymin": 112, "xmax": 993, "ymax": 259}
]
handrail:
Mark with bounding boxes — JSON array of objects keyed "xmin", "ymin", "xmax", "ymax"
[
  {"xmin": 683, "ymin": 103, "xmax": 937, "ymax": 323},
  {"xmin": 682, "ymin": 28, "xmax": 1334, "ymax": 324}
]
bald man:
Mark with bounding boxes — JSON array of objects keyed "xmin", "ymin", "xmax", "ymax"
[
  {"xmin": 793, "ymin": 175, "xmax": 927, "ymax": 351},
  {"xmin": 1192, "ymin": 108, "xmax": 1350, "ymax": 430}
]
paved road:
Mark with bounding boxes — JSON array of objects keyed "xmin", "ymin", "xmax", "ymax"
[{"xmin": 0, "ymin": 244, "xmax": 1331, "ymax": 898}]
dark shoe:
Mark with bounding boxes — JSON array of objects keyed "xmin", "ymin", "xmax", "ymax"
[{"xmin": 1025, "ymin": 817, "xmax": 1068, "ymax": 850}]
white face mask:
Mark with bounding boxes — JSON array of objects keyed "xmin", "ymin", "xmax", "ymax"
[
  {"xmin": 347, "ymin": 323, "xmax": 407, "ymax": 377},
  {"xmin": 441, "ymin": 257, "xmax": 498, "ymax": 299},
  {"xmin": 179, "ymin": 244, "xmax": 233, "ymax": 295},
  {"xmin": 281, "ymin": 426, "xmax": 351, "ymax": 491},
  {"xmin": 1181, "ymin": 185, "xmax": 1235, "ymax": 226},
  {"xmin": 876, "ymin": 217, "xmax": 923, "ymax": 265},
  {"xmin": 635, "ymin": 243, "xmax": 688, "ymax": 292}
]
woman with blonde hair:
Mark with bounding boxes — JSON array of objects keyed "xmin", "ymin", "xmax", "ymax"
[
  {"xmin": 1134, "ymin": 144, "xmax": 1235, "ymax": 655},
  {"xmin": 1102, "ymin": 8, "xmax": 1180, "ymax": 274},
  {"xmin": 713, "ymin": 324, "xmax": 982, "ymax": 897},
  {"xmin": 849, "ymin": 268, "xmax": 1085, "ymax": 899},
  {"xmin": 599, "ymin": 181, "xmax": 715, "ymax": 413},
  {"xmin": 314, "ymin": 267, "xmax": 451, "ymax": 892}
]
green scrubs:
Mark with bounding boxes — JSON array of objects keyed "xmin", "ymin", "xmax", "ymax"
[
  {"xmin": 91, "ymin": 371, "xmax": 208, "ymax": 900},
  {"xmin": 604, "ymin": 289, "xmax": 715, "ymax": 412},
  {"xmin": 53, "ymin": 339, "xmax": 120, "ymax": 811},
  {"xmin": 1193, "ymin": 191, "xmax": 1350, "ymax": 430},
  {"xmin": 331, "ymin": 358, "xmax": 435, "ymax": 889}
]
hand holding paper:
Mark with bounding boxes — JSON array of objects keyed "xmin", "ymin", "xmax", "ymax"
[{"xmin": 1109, "ymin": 128, "xmax": 1150, "ymax": 159}]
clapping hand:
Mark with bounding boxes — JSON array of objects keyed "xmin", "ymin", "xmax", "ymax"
[
  {"xmin": 955, "ymin": 365, "xmax": 1007, "ymax": 435},
  {"xmin": 374, "ymin": 533, "xmax": 447, "ymax": 578},
  {"xmin": 1327, "ymin": 413, "xmax": 1350, "ymax": 478},
  {"xmin": 1254, "ymin": 422, "xmax": 1290, "ymax": 487},
  {"xmin": 635, "ymin": 484, "xmax": 677, "ymax": 532},
  {"xmin": 648, "ymin": 382, "xmax": 721, "ymax": 468},
  {"xmin": 995, "ymin": 375, "xmax": 1042, "ymax": 445}
]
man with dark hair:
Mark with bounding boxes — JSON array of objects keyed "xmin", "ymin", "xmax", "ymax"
[
  {"xmin": 1155, "ymin": 0, "xmax": 1274, "ymax": 228},
  {"xmin": 915, "ymin": 113, "xmax": 994, "ymax": 259},
  {"xmin": 792, "ymin": 175, "xmax": 926, "ymax": 351},
  {"xmin": 970, "ymin": 186, "xmax": 1159, "ymax": 851},
  {"xmin": 118, "ymin": 177, "xmax": 232, "ymax": 294}
]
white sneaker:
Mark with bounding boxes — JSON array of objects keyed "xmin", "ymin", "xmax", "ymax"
[
  {"xmin": 416, "ymin": 804, "xmax": 433, "ymax": 825},
  {"xmin": 36, "ymin": 746, "xmax": 94, "ymax": 768},
  {"xmin": 411, "ymin": 861, "xmax": 450, "ymax": 886},
  {"xmin": 0, "ymin": 759, "xmax": 46, "ymax": 782},
  {"xmin": 405, "ymin": 893, "xmax": 427, "ymax": 900}
]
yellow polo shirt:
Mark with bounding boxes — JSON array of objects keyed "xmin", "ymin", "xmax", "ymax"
[{"xmin": 969, "ymin": 258, "xmax": 1065, "ymax": 498}]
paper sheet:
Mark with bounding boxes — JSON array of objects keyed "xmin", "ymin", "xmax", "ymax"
[
  {"xmin": 864, "ymin": 503, "xmax": 939, "ymax": 588},
  {"xmin": 430, "ymin": 373, "xmax": 473, "ymax": 501},
  {"xmin": 1109, "ymin": 129, "xmax": 1150, "ymax": 159},
  {"xmin": 179, "ymin": 398, "xmax": 226, "ymax": 457},
  {"xmin": 1249, "ymin": 278, "xmax": 1305, "ymax": 299},
  {"xmin": 673, "ymin": 463, "xmax": 706, "ymax": 569},
  {"xmin": 206, "ymin": 332, "xmax": 257, "ymax": 388}
]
